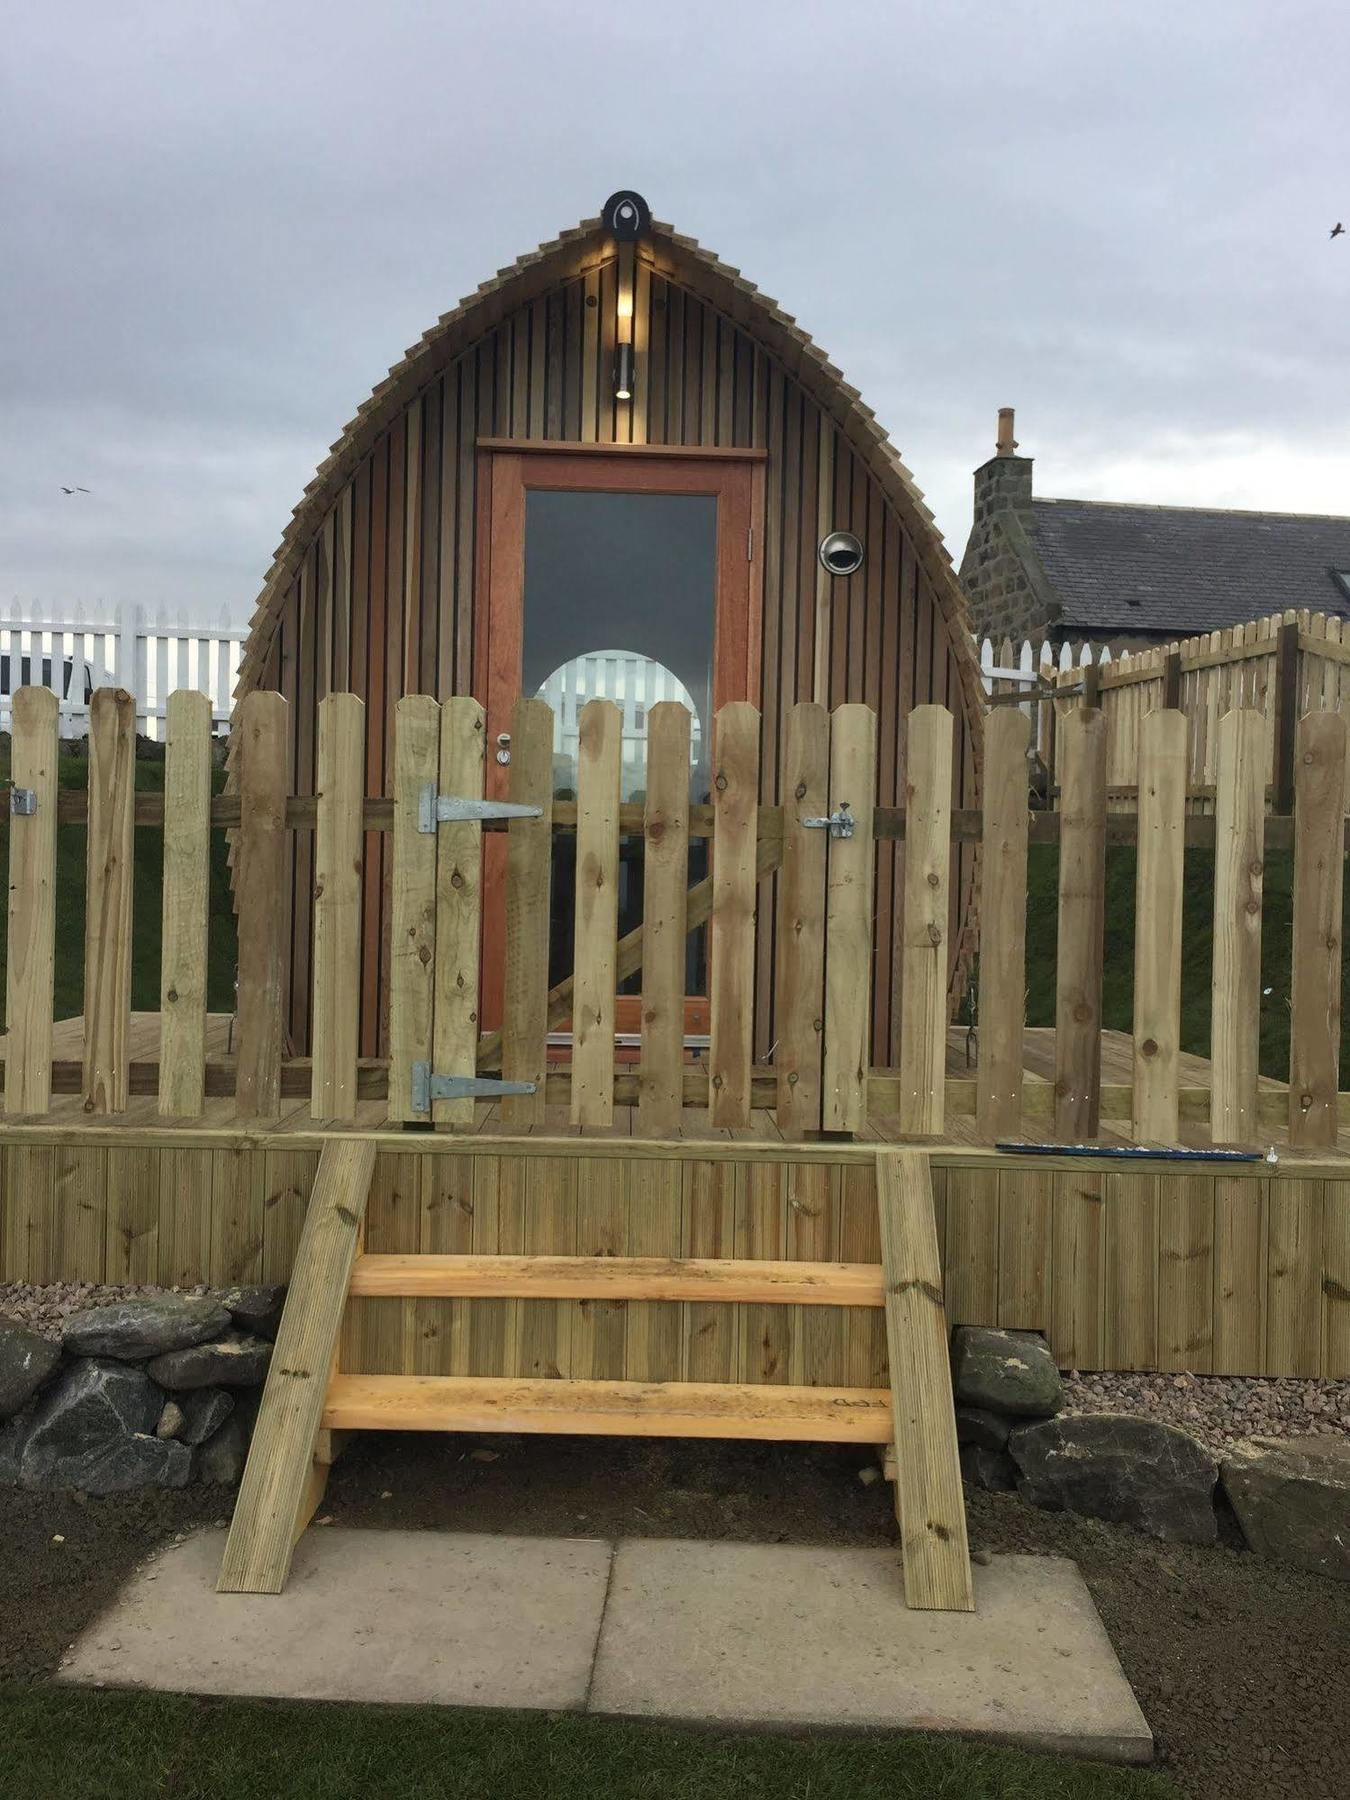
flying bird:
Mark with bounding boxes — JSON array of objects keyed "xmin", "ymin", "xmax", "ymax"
[
  {"xmin": 60, "ymin": 485, "xmax": 90, "ymax": 495},
  {"xmin": 1333, "ymin": 222, "xmax": 1345, "ymax": 239}
]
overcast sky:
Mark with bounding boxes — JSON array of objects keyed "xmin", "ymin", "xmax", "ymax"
[{"xmin": 2, "ymin": 0, "xmax": 1346, "ymax": 628}]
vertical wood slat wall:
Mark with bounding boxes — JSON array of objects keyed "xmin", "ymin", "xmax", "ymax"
[{"xmin": 252, "ymin": 255, "xmax": 977, "ymax": 1063}]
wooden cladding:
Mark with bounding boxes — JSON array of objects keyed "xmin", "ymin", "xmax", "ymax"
[{"xmin": 247, "ymin": 251, "xmax": 978, "ymax": 1062}]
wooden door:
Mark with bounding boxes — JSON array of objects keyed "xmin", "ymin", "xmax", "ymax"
[{"xmin": 474, "ymin": 443, "xmax": 765, "ymax": 1034}]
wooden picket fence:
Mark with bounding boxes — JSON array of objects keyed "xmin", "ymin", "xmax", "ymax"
[{"xmin": 4, "ymin": 681, "xmax": 1348, "ymax": 1149}]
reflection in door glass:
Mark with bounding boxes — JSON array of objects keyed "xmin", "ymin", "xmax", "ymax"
[{"xmin": 537, "ymin": 650, "xmax": 702, "ymax": 802}]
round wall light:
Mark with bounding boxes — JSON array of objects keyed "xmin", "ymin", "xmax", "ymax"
[{"xmin": 818, "ymin": 530, "xmax": 865, "ymax": 577}]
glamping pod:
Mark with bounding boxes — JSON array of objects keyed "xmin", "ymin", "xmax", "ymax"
[{"xmin": 235, "ymin": 191, "xmax": 985, "ymax": 1060}]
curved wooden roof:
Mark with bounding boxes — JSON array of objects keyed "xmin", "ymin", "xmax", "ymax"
[{"xmin": 237, "ymin": 211, "xmax": 983, "ymax": 732}]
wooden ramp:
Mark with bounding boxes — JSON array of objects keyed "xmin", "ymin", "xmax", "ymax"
[{"xmin": 219, "ymin": 1146, "xmax": 972, "ymax": 1612}]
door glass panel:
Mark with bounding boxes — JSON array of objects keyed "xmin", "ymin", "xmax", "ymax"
[{"xmin": 522, "ymin": 489, "xmax": 717, "ymax": 999}]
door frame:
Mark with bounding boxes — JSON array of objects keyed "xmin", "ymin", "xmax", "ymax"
[{"xmin": 472, "ymin": 440, "xmax": 767, "ymax": 1033}]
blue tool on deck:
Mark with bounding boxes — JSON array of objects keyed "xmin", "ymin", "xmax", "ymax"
[{"xmin": 996, "ymin": 1142, "xmax": 1270, "ymax": 1164}]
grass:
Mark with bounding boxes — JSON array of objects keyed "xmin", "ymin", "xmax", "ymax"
[
  {"xmin": 4, "ymin": 740, "xmax": 1345, "ymax": 1083},
  {"xmin": 0, "ymin": 1686, "xmax": 1181, "ymax": 1800},
  {"xmin": 0, "ymin": 745, "xmax": 238, "ymax": 1027}
]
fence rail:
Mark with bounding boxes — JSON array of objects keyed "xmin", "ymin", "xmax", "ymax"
[
  {"xmin": 981, "ymin": 609, "xmax": 1350, "ymax": 808},
  {"xmin": 3, "ymin": 682, "xmax": 1349, "ymax": 1159},
  {"xmin": 0, "ymin": 602, "xmax": 244, "ymax": 740}
]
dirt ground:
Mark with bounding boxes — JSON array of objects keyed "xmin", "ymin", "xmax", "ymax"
[{"xmin": 2, "ymin": 1435, "xmax": 1346, "ymax": 1800}]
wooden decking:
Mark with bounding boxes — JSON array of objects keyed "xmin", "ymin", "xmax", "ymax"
[{"xmin": 1, "ymin": 1015, "xmax": 1345, "ymax": 1165}]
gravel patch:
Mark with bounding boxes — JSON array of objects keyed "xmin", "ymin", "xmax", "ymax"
[
  {"xmin": 0, "ymin": 1282, "xmax": 213, "ymax": 1344},
  {"xmin": 1062, "ymin": 1369, "xmax": 1350, "ymax": 1457}
]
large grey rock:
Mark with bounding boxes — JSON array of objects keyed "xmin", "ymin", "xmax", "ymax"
[
  {"xmin": 217, "ymin": 1285, "xmax": 286, "ymax": 1341},
  {"xmin": 952, "ymin": 1327, "xmax": 1063, "ymax": 1418},
  {"xmin": 63, "ymin": 1295, "xmax": 230, "ymax": 1361},
  {"xmin": 960, "ymin": 1443, "xmax": 1017, "ymax": 1491},
  {"xmin": 197, "ymin": 1412, "xmax": 249, "ymax": 1484},
  {"xmin": 956, "ymin": 1405, "xmax": 1012, "ymax": 1451},
  {"xmin": 11, "ymin": 1358, "xmax": 192, "ymax": 1493},
  {"xmin": 180, "ymin": 1388, "xmax": 234, "ymax": 1447},
  {"xmin": 0, "ymin": 1318, "xmax": 61, "ymax": 1417},
  {"xmin": 1222, "ymin": 1436, "xmax": 1350, "ymax": 1581},
  {"xmin": 146, "ymin": 1332, "xmax": 272, "ymax": 1391},
  {"xmin": 1010, "ymin": 1412, "xmax": 1217, "ymax": 1545}
]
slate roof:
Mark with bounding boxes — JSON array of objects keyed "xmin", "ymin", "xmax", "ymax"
[{"xmin": 1027, "ymin": 497, "xmax": 1350, "ymax": 636}]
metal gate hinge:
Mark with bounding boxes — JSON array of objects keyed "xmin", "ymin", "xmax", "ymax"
[
  {"xmin": 802, "ymin": 802, "xmax": 854, "ymax": 839},
  {"xmin": 9, "ymin": 788, "xmax": 37, "ymax": 817},
  {"xmin": 409, "ymin": 1061, "xmax": 538, "ymax": 1114},
  {"xmin": 417, "ymin": 782, "xmax": 543, "ymax": 834}
]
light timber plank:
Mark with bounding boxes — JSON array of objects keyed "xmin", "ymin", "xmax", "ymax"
[
  {"xmin": 105, "ymin": 1145, "xmax": 157, "ymax": 1283},
  {"xmin": 997, "ymin": 1169, "xmax": 1052, "ymax": 1330},
  {"xmin": 1054, "ymin": 709, "xmax": 1107, "ymax": 1139},
  {"xmin": 1288, "ymin": 711, "xmax": 1346, "ymax": 1146},
  {"xmin": 838, "ymin": 1160, "xmax": 888, "ymax": 1390},
  {"xmin": 311, "ymin": 694, "xmax": 365, "ymax": 1121},
  {"xmin": 1266, "ymin": 1178, "xmax": 1325, "ymax": 1376},
  {"xmin": 682, "ymin": 1160, "xmax": 741, "ymax": 1382},
  {"xmin": 976, "ymin": 707, "xmax": 1029, "ymax": 1140},
  {"xmin": 1157, "ymin": 1175, "xmax": 1214, "ymax": 1372},
  {"xmin": 788, "ymin": 1163, "xmax": 849, "ymax": 1386},
  {"xmin": 350, "ymin": 1252, "xmax": 891, "ymax": 1306},
  {"xmin": 1211, "ymin": 710, "xmax": 1265, "ymax": 1144},
  {"xmin": 502, "ymin": 698, "xmax": 553, "ymax": 1125},
  {"xmin": 3, "ymin": 1143, "xmax": 55, "ymax": 1282},
  {"xmin": 638, "ymin": 703, "xmax": 690, "ymax": 1136},
  {"xmin": 709, "ymin": 703, "xmax": 760, "ymax": 1127},
  {"xmin": 775, "ymin": 701, "xmax": 829, "ymax": 1135},
  {"xmin": 1212, "ymin": 1175, "xmax": 1268, "ymax": 1374},
  {"xmin": 158, "ymin": 1145, "xmax": 213, "ymax": 1287},
  {"xmin": 261, "ymin": 1149, "xmax": 319, "ymax": 1285},
  {"xmin": 234, "ymin": 691, "xmax": 289, "ymax": 1119},
  {"xmin": 825, "ymin": 703, "xmax": 879, "ymax": 1132},
  {"xmin": 624, "ymin": 1160, "xmax": 684, "ymax": 1382},
  {"xmin": 739, "ymin": 1162, "xmax": 791, "ymax": 1382},
  {"xmin": 412, "ymin": 1155, "xmax": 474, "ymax": 1374},
  {"xmin": 218, "ymin": 1138, "xmax": 377, "ymax": 1593},
  {"xmin": 518, "ymin": 1155, "xmax": 574, "ymax": 1379},
  {"xmin": 572, "ymin": 700, "xmax": 621, "ymax": 1128},
  {"xmin": 83, "ymin": 688, "xmax": 136, "ymax": 1115},
  {"xmin": 388, "ymin": 696, "xmax": 440, "ymax": 1123},
  {"xmin": 942, "ymin": 1168, "xmax": 1000, "ymax": 1328},
  {"xmin": 323, "ymin": 1372, "xmax": 893, "ymax": 1441},
  {"xmin": 1132, "ymin": 710, "xmax": 1186, "ymax": 1143},
  {"xmin": 570, "ymin": 1156, "xmax": 628, "ymax": 1377},
  {"xmin": 4, "ymin": 687, "xmax": 58, "ymax": 1116},
  {"xmin": 875, "ymin": 1149, "xmax": 974, "ymax": 1612},
  {"xmin": 433, "ymin": 697, "xmax": 486, "ymax": 1128},
  {"xmin": 158, "ymin": 690, "xmax": 212, "ymax": 1118},
  {"xmin": 51, "ymin": 1145, "xmax": 106, "ymax": 1284},
  {"xmin": 349, "ymin": 1151, "xmax": 421, "ymax": 1374},
  {"xmin": 1050, "ymin": 1169, "xmax": 1104, "ymax": 1369},
  {"xmin": 1324, "ymin": 1182, "xmax": 1350, "ymax": 1377},
  {"xmin": 1104, "ymin": 1172, "xmax": 1159, "ymax": 1371},
  {"xmin": 209, "ymin": 1146, "xmax": 265, "ymax": 1286}
]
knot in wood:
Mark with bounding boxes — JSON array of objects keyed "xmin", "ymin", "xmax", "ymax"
[
  {"xmin": 715, "ymin": 772, "xmax": 728, "ymax": 792},
  {"xmin": 795, "ymin": 781, "xmax": 807, "ymax": 801},
  {"xmin": 926, "ymin": 923, "xmax": 942, "ymax": 947},
  {"xmin": 927, "ymin": 870, "xmax": 940, "ymax": 889},
  {"xmin": 166, "ymin": 987, "xmax": 179, "ymax": 1004},
  {"xmin": 451, "ymin": 870, "xmax": 464, "ymax": 889},
  {"xmin": 418, "ymin": 945, "xmax": 431, "ymax": 965},
  {"xmin": 1140, "ymin": 1037, "xmax": 1158, "ymax": 1058},
  {"xmin": 1073, "ymin": 1001, "xmax": 1092, "ymax": 1023}
]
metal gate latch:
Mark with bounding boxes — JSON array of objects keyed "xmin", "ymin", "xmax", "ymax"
[
  {"xmin": 409, "ymin": 1062, "xmax": 538, "ymax": 1115},
  {"xmin": 416, "ymin": 783, "xmax": 543, "ymax": 834},
  {"xmin": 802, "ymin": 801, "xmax": 854, "ymax": 839},
  {"xmin": 9, "ymin": 788, "xmax": 37, "ymax": 817}
]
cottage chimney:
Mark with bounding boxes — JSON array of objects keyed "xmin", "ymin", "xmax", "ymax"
[{"xmin": 958, "ymin": 408, "xmax": 1040, "ymax": 645}]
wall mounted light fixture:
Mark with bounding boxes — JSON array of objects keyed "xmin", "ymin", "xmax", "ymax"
[{"xmin": 614, "ymin": 340, "xmax": 635, "ymax": 402}]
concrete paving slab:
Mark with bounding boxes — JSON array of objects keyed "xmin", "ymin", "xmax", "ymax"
[
  {"xmin": 589, "ymin": 1541, "xmax": 1153, "ymax": 1764},
  {"xmin": 59, "ymin": 1528, "xmax": 613, "ymax": 1711}
]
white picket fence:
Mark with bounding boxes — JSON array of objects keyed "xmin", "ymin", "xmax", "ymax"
[
  {"xmin": 976, "ymin": 634, "xmax": 1113, "ymax": 694},
  {"xmin": 0, "ymin": 602, "xmax": 244, "ymax": 740}
]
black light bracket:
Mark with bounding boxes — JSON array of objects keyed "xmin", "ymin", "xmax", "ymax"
[{"xmin": 602, "ymin": 190, "xmax": 651, "ymax": 242}]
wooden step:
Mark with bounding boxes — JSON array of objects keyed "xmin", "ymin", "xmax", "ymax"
[
  {"xmin": 348, "ymin": 1252, "xmax": 884, "ymax": 1306},
  {"xmin": 323, "ymin": 1374, "xmax": 893, "ymax": 1443}
]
